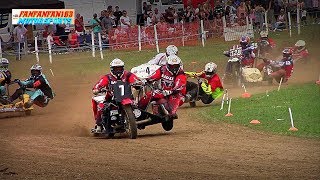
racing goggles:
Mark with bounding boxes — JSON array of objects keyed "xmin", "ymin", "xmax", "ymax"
[{"xmin": 168, "ymin": 64, "xmax": 180, "ymax": 74}]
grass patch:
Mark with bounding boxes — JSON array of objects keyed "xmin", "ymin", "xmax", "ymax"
[{"xmin": 200, "ymin": 83, "xmax": 320, "ymax": 138}]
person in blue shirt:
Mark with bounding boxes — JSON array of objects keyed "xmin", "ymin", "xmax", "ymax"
[{"xmin": 10, "ymin": 64, "xmax": 54, "ymax": 108}]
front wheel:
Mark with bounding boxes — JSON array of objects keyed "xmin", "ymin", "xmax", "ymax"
[
  {"xmin": 162, "ymin": 119, "xmax": 174, "ymax": 131},
  {"xmin": 123, "ymin": 105, "xmax": 137, "ymax": 139}
]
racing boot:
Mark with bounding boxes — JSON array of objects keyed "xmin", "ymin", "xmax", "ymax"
[
  {"xmin": 184, "ymin": 93, "xmax": 192, "ymax": 103},
  {"xmin": 24, "ymin": 100, "xmax": 34, "ymax": 109},
  {"xmin": 91, "ymin": 124, "xmax": 103, "ymax": 133}
]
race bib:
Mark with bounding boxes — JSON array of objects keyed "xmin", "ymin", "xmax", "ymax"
[
  {"xmin": 229, "ymin": 46, "xmax": 242, "ymax": 57},
  {"xmin": 112, "ymin": 81, "xmax": 133, "ymax": 102}
]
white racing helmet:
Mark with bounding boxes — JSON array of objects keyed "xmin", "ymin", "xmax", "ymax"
[
  {"xmin": 0, "ymin": 58, "xmax": 9, "ymax": 70},
  {"xmin": 166, "ymin": 45, "xmax": 178, "ymax": 56},
  {"xmin": 30, "ymin": 64, "xmax": 42, "ymax": 78},
  {"xmin": 295, "ymin": 40, "xmax": 306, "ymax": 51},
  {"xmin": 110, "ymin": 58, "xmax": 125, "ymax": 78},
  {"xmin": 295, "ymin": 40, "xmax": 306, "ymax": 47},
  {"xmin": 204, "ymin": 62, "xmax": 217, "ymax": 78},
  {"xmin": 166, "ymin": 55, "xmax": 182, "ymax": 75}
]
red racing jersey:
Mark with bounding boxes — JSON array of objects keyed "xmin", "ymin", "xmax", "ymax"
[
  {"xmin": 93, "ymin": 71, "xmax": 138, "ymax": 99},
  {"xmin": 149, "ymin": 66, "xmax": 187, "ymax": 95},
  {"xmin": 199, "ymin": 73, "xmax": 223, "ymax": 92}
]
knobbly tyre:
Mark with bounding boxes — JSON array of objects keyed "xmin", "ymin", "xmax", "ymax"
[
  {"xmin": 0, "ymin": 79, "xmax": 33, "ymax": 116},
  {"xmin": 91, "ymin": 81, "xmax": 137, "ymax": 139},
  {"xmin": 133, "ymin": 82, "xmax": 177, "ymax": 132},
  {"xmin": 223, "ymin": 45, "xmax": 263, "ymax": 87}
]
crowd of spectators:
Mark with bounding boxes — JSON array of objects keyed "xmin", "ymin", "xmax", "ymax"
[{"xmin": 40, "ymin": 0, "xmax": 320, "ymax": 48}]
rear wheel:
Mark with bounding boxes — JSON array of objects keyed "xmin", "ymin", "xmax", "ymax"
[
  {"xmin": 162, "ymin": 119, "xmax": 174, "ymax": 131},
  {"xmin": 123, "ymin": 105, "xmax": 137, "ymax": 139}
]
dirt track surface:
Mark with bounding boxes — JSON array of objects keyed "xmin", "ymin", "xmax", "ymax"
[{"xmin": 0, "ymin": 61, "xmax": 320, "ymax": 179}]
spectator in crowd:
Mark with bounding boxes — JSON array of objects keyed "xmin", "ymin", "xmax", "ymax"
[
  {"xmin": 120, "ymin": 10, "xmax": 131, "ymax": 30},
  {"xmin": 99, "ymin": 10, "xmax": 105, "ymax": 21},
  {"xmin": 142, "ymin": 2, "xmax": 148, "ymax": 15},
  {"xmin": 107, "ymin": 5, "xmax": 113, "ymax": 14},
  {"xmin": 102, "ymin": 12, "xmax": 113, "ymax": 33},
  {"xmin": 75, "ymin": 13, "xmax": 84, "ymax": 33},
  {"xmin": 237, "ymin": 1, "xmax": 247, "ymax": 18},
  {"xmin": 237, "ymin": 12, "xmax": 247, "ymax": 26},
  {"xmin": 165, "ymin": 7, "xmax": 175, "ymax": 24},
  {"xmin": 172, "ymin": 7, "xmax": 179, "ymax": 24},
  {"xmin": 245, "ymin": 0, "xmax": 253, "ymax": 15},
  {"xmin": 249, "ymin": 8, "xmax": 256, "ymax": 24},
  {"xmin": 214, "ymin": 14, "xmax": 223, "ymax": 36},
  {"xmin": 255, "ymin": 4, "xmax": 265, "ymax": 30},
  {"xmin": 274, "ymin": 0, "xmax": 283, "ymax": 21},
  {"xmin": 146, "ymin": 11, "xmax": 154, "ymax": 26},
  {"xmin": 47, "ymin": 31, "xmax": 54, "ymax": 47},
  {"xmin": 214, "ymin": 1, "xmax": 225, "ymax": 18},
  {"xmin": 113, "ymin": 6, "xmax": 123, "ymax": 26},
  {"xmin": 68, "ymin": 28, "xmax": 79, "ymax": 48},
  {"xmin": 301, "ymin": 6, "xmax": 307, "ymax": 25},
  {"xmin": 185, "ymin": 5, "xmax": 195, "ymax": 22},
  {"xmin": 267, "ymin": 0, "xmax": 276, "ymax": 28},
  {"xmin": 13, "ymin": 24, "xmax": 27, "ymax": 60},
  {"xmin": 47, "ymin": 23, "xmax": 56, "ymax": 34},
  {"xmin": 152, "ymin": 8, "xmax": 162, "ymax": 24},
  {"xmin": 225, "ymin": 1, "xmax": 237, "ymax": 24},
  {"xmin": 56, "ymin": 24, "xmax": 68, "ymax": 41},
  {"xmin": 90, "ymin": 13, "xmax": 102, "ymax": 39},
  {"xmin": 312, "ymin": 0, "xmax": 319, "ymax": 24},
  {"xmin": 273, "ymin": 8, "xmax": 286, "ymax": 31}
]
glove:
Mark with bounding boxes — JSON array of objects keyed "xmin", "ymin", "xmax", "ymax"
[
  {"xmin": 162, "ymin": 90, "xmax": 173, "ymax": 96},
  {"xmin": 201, "ymin": 82, "xmax": 212, "ymax": 95},
  {"xmin": 92, "ymin": 89, "xmax": 99, "ymax": 95},
  {"xmin": 14, "ymin": 79, "xmax": 20, "ymax": 83}
]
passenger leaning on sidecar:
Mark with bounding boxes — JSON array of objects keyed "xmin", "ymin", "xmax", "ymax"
[
  {"xmin": 10, "ymin": 64, "xmax": 54, "ymax": 108},
  {"xmin": 0, "ymin": 58, "xmax": 12, "ymax": 98},
  {"xmin": 256, "ymin": 48, "xmax": 294, "ymax": 83},
  {"xmin": 138, "ymin": 55, "xmax": 187, "ymax": 119},
  {"xmin": 147, "ymin": 45, "xmax": 178, "ymax": 65},
  {"xmin": 186, "ymin": 62, "xmax": 224, "ymax": 104},
  {"xmin": 91, "ymin": 58, "xmax": 139, "ymax": 133}
]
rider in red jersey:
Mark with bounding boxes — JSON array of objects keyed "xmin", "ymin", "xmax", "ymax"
[
  {"xmin": 91, "ymin": 58, "xmax": 139, "ymax": 133},
  {"xmin": 138, "ymin": 55, "xmax": 187, "ymax": 118}
]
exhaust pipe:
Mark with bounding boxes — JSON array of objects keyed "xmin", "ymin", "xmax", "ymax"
[{"xmin": 136, "ymin": 119, "xmax": 151, "ymax": 125}]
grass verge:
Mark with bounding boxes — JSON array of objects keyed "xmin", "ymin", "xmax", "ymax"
[{"xmin": 200, "ymin": 83, "xmax": 320, "ymax": 138}]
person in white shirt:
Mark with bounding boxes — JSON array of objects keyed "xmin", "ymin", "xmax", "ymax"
[
  {"xmin": 152, "ymin": 8, "xmax": 162, "ymax": 24},
  {"xmin": 47, "ymin": 31, "xmax": 54, "ymax": 46},
  {"xmin": 13, "ymin": 24, "xmax": 28, "ymax": 60},
  {"xmin": 120, "ymin": 10, "xmax": 131, "ymax": 29},
  {"xmin": 146, "ymin": 11, "xmax": 153, "ymax": 26}
]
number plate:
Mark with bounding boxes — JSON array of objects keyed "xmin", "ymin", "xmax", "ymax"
[
  {"xmin": 110, "ymin": 110, "xmax": 118, "ymax": 116},
  {"xmin": 112, "ymin": 81, "xmax": 133, "ymax": 102}
]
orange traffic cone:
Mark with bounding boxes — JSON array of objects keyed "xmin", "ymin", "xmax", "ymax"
[
  {"xmin": 289, "ymin": 127, "xmax": 298, "ymax": 131},
  {"xmin": 250, "ymin": 119, "xmax": 261, "ymax": 124},
  {"xmin": 241, "ymin": 92, "xmax": 251, "ymax": 98}
]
